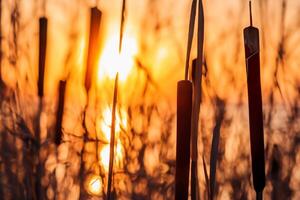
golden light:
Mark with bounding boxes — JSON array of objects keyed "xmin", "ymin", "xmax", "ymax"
[
  {"xmin": 97, "ymin": 34, "xmax": 138, "ymax": 81},
  {"xmin": 100, "ymin": 145, "xmax": 110, "ymax": 171},
  {"xmin": 85, "ymin": 175, "xmax": 103, "ymax": 196},
  {"xmin": 100, "ymin": 140, "xmax": 124, "ymax": 172},
  {"xmin": 98, "ymin": 106, "xmax": 127, "ymax": 143}
]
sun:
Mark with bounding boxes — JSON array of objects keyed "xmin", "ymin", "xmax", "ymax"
[
  {"xmin": 97, "ymin": 34, "xmax": 138, "ymax": 82},
  {"xmin": 85, "ymin": 175, "xmax": 103, "ymax": 196}
]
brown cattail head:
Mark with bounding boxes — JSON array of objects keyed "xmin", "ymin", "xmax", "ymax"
[
  {"xmin": 38, "ymin": 17, "xmax": 47, "ymax": 97},
  {"xmin": 55, "ymin": 80, "xmax": 66, "ymax": 145},
  {"xmin": 85, "ymin": 7, "xmax": 102, "ymax": 93},
  {"xmin": 243, "ymin": 4, "xmax": 266, "ymax": 193},
  {"xmin": 175, "ymin": 80, "xmax": 193, "ymax": 200}
]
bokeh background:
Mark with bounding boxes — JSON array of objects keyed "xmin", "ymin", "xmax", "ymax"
[{"xmin": 0, "ymin": 0, "xmax": 299, "ymax": 199}]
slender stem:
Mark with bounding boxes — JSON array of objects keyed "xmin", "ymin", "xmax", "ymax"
[
  {"xmin": 184, "ymin": 0, "xmax": 197, "ymax": 80},
  {"xmin": 256, "ymin": 191, "xmax": 263, "ymax": 200},
  {"xmin": 249, "ymin": 0, "xmax": 253, "ymax": 26},
  {"xmin": 106, "ymin": 73, "xmax": 119, "ymax": 200},
  {"xmin": 119, "ymin": 0, "xmax": 126, "ymax": 53}
]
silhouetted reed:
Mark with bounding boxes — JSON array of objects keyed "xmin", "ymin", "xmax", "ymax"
[{"xmin": 243, "ymin": 1, "xmax": 265, "ymax": 198}]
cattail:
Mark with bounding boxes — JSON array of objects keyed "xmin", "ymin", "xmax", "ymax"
[
  {"xmin": 85, "ymin": 7, "xmax": 102, "ymax": 93},
  {"xmin": 38, "ymin": 17, "xmax": 47, "ymax": 98},
  {"xmin": 243, "ymin": 1, "xmax": 265, "ymax": 198},
  {"xmin": 176, "ymin": 80, "xmax": 193, "ymax": 200},
  {"xmin": 106, "ymin": 73, "xmax": 118, "ymax": 200},
  {"xmin": 191, "ymin": 0, "xmax": 204, "ymax": 199},
  {"xmin": 175, "ymin": 0, "xmax": 198, "ymax": 199},
  {"xmin": 55, "ymin": 80, "xmax": 66, "ymax": 145}
]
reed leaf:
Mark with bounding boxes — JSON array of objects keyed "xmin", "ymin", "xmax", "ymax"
[
  {"xmin": 209, "ymin": 98, "xmax": 225, "ymax": 200},
  {"xmin": 184, "ymin": 0, "xmax": 197, "ymax": 80},
  {"xmin": 191, "ymin": 0, "xmax": 204, "ymax": 199},
  {"xmin": 202, "ymin": 155, "xmax": 210, "ymax": 199},
  {"xmin": 106, "ymin": 73, "xmax": 118, "ymax": 200},
  {"xmin": 119, "ymin": 0, "xmax": 126, "ymax": 53}
]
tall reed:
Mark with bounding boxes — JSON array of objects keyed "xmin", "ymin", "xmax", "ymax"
[
  {"xmin": 106, "ymin": 73, "xmax": 118, "ymax": 200},
  {"xmin": 191, "ymin": 0, "xmax": 204, "ymax": 199},
  {"xmin": 176, "ymin": 80, "xmax": 192, "ymax": 200},
  {"xmin": 55, "ymin": 80, "xmax": 66, "ymax": 145},
  {"xmin": 38, "ymin": 17, "xmax": 47, "ymax": 98},
  {"xmin": 80, "ymin": 6, "xmax": 102, "ymax": 198},
  {"xmin": 243, "ymin": 1, "xmax": 265, "ymax": 199},
  {"xmin": 84, "ymin": 7, "xmax": 101, "ymax": 92}
]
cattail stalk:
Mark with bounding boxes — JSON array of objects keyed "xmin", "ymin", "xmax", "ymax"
[
  {"xmin": 191, "ymin": 0, "xmax": 204, "ymax": 199},
  {"xmin": 35, "ymin": 15, "xmax": 48, "ymax": 200},
  {"xmin": 80, "ymin": 7, "xmax": 101, "ymax": 197},
  {"xmin": 176, "ymin": 80, "xmax": 192, "ymax": 200},
  {"xmin": 55, "ymin": 80, "xmax": 66, "ymax": 145},
  {"xmin": 106, "ymin": 73, "xmax": 118, "ymax": 200},
  {"xmin": 243, "ymin": 1, "xmax": 265, "ymax": 198},
  {"xmin": 38, "ymin": 17, "xmax": 47, "ymax": 98},
  {"xmin": 85, "ymin": 7, "xmax": 101, "ymax": 92}
]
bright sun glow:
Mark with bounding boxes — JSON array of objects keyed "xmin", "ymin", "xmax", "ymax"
[
  {"xmin": 100, "ymin": 140, "xmax": 124, "ymax": 172},
  {"xmin": 97, "ymin": 35, "xmax": 138, "ymax": 81},
  {"xmin": 97, "ymin": 106, "xmax": 127, "ymax": 171},
  {"xmin": 98, "ymin": 106, "xmax": 127, "ymax": 142},
  {"xmin": 86, "ymin": 175, "xmax": 103, "ymax": 196}
]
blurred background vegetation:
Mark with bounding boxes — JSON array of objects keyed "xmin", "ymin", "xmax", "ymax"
[{"xmin": 0, "ymin": 0, "xmax": 299, "ymax": 199}]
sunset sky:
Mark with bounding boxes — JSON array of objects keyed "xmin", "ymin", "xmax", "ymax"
[{"xmin": 1, "ymin": 0, "xmax": 300, "ymax": 199}]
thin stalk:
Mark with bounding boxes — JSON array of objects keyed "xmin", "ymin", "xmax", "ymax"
[
  {"xmin": 119, "ymin": 0, "xmax": 126, "ymax": 53},
  {"xmin": 85, "ymin": 7, "xmax": 101, "ymax": 92},
  {"xmin": 38, "ymin": 17, "xmax": 47, "ymax": 98},
  {"xmin": 249, "ymin": 1, "xmax": 253, "ymax": 27},
  {"xmin": 191, "ymin": 0, "xmax": 204, "ymax": 199},
  {"xmin": 54, "ymin": 80, "xmax": 66, "ymax": 145},
  {"xmin": 0, "ymin": 0, "xmax": 3, "ymax": 88},
  {"xmin": 184, "ymin": 0, "xmax": 197, "ymax": 80},
  {"xmin": 175, "ymin": 80, "xmax": 193, "ymax": 200},
  {"xmin": 256, "ymin": 191, "xmax": 263, "ymax": 200},
  {"xmin": 243, "ymin": 1, "xmax": 266, "ymax": 195},
  {"xmin": 106, "ymin": 73, "xmax": 119, "ymax": 200},
  {"xmin": 209, "ymin": 98, "xmax": 225, "ymax": 200},
  {"xmin": 35, "ymin": 15, "xmax": 48, "ymax": 200},
  {"xmin": 80, "ymin": 8, "xmax": 101, "ymax": 196}
]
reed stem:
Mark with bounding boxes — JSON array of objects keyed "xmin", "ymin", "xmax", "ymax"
[
  {"xmin": 85, "ymin": 7, "xmax": 101, "ymax": 92},
  {"xmin": 249, "ymin": 1, "xmax": 253, "ymax": 27},
  {"xmin": 256, "ymin": 191, "xmax": 263, "ymax": 200},
  {"xmin": 38, "ymin": 17, "xmax": 47, "ymax": 98},
  {"xmin": 175, "ymin": 80, "xmax": 193, "ymax": 200},
  {"xmin": 119, "ymin": 0, "xmax": 126, "ymax": 53},
  {"xmin": 106, "ymin": 73, "xmax": 119, "ymax": 200},
  {"xmin": 55, "ymin": 80, "xmax": 66, "ymax": 145}
]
